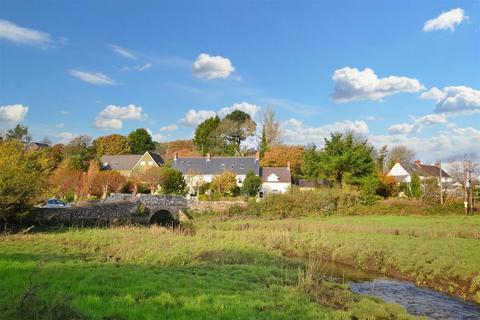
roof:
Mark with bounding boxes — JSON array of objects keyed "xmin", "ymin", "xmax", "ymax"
[
  {"xmin": 260, "ymin": 167, "xmax": 291, "ymax": 183},
  {"xmin": 172, "ymin": 156, "xmax": 260, "ymax": 175},
  {"xmin": 416, "ymin": 164, "xmax": 450, "ymax": 178},
  {"xmin": 388, "ymin": 162, "xmax": 450, "ymax": 179},
  {"xmin": 149, "ymin": 152, "xmax": 164, "ymax": 165},
  {"xmin": 28, "ymin": 142, "xmax": 50, "ymax": 148},
  {"xmin": 100, "ymin": 151, "xmax": 164, "ymax": 171},
  {"xmin": 101, "ymin": 154, "xmax": 143, "ymax": 171},
  {"xmin": 297, "ymin": 179, "xmax": 316, "ymax": 188}
]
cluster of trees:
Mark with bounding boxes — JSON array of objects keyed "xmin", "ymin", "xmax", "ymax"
[
  {"xmin": 0, "ymin": 126, "xmax": 187, "ymax": 220},
  {"xmin": 193, "ymin": 107, "xmax": 282, "ymax": 157}
]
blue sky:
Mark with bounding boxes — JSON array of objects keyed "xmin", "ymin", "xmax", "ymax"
[{"xmin": 0, "ymin": 1, "xmax": 479, "ymax": 160}]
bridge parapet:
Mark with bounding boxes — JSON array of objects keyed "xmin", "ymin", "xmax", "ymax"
[{"xmin": 29, "ymin": 194, "xmax": 187, "ymax": 226}]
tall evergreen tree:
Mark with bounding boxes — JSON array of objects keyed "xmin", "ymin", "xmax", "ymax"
[
  {"xmin": 128, "ymin": 128, "xmax": 155, "ymax": 154},
  {"xmin": 317, "ymin": 133, "xmax": 375, "ymax": 188},
  {"xmin": 259, "ymin": 125, "xmax": 268, "ymax": 159}
]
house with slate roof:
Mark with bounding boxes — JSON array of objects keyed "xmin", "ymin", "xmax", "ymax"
[
  {"xmin": 387, "ymin": 160, "xmax": 451, "ymax": 184},
  {"xmin": 171, "ymin": 152, "xmax": 291, "ymax": 196},
  {"xmin": 260, "ymin": 166, "xmax": 292, "ymax": 195},
  {"xmin": 100, "ymin": 151, "xmax": 164, "ymax": 177}
]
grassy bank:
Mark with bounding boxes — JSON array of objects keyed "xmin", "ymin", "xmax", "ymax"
[{"xmin": 1, "ymin": 215, "xmax": 479, "ymax": 319}]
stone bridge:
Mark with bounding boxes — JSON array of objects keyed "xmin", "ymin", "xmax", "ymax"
[{"xmin": 29, "ymin": 194, "xmax": 188, "ymax": 227}]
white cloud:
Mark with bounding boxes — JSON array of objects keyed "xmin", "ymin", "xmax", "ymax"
[
  {"xmin": 0, "ymin": 19, "xmax": 53, "ymax": 47},
  {"xmin": 55, "ymin": 123, "xmax": 65, "ymax": 128},
  {"xmin": 56, "ymin": 132, "xmax": 75, "ymax": 144},
  {"xmin": 70, "ymin": 70, "xmax": 117, "ymax": 86},
  {"xmin": 332, "ymin": 67, "xmax": 425, "ymax": 103},
  {"xmin": 0, "ymin": 104, "xmax": 29, "ymax": 124},
  {"xmin": 111, "ymin": 45, "xmax": 136, "ymax": 59},
  {"xmin": 282, "ymin": 119, "xmax": 369, "ymax": 145},
  {"xmin": 388, "ymin": 113, "xmax": 448, "ymax": 135},
  {"xmin": 94, "ymin": 104, "xmax": 147, "ymax": 130},
  {"xmin": 159, "ymin": 124, "xmax": 178, "ymax": 132},
  {"xmin": 217, "ymin": 102, "xmax": 260, "ymax": 119},
  {"xmin": 423, "ymin": 8, "xmax": 466, "ymax": 32},
  {"xmin": 180, "ymin": 102, "xmax": 260, "ymax": 127},
  {"xmin": 193, "ymin": 53, "xmax": 235, "ymax": 79},
  {"xmin": 421, "ymin": 86, "xmax": 480, "ymax": 113},
  {"xmin": 146, "ymin": 128, "xmax": 168, "ymax": 142},
  {"xmin": 370, "ymin": 127, "xmax": 480, "ymax": 161},
  {"xmin": 122, "ymin": 63, "xmax": 152, "ymax": 72},
  {"xmin": 94, "ymin": 118, "xmax": 123, "ymax": 130},
  {"xmin": 180, "ymin": 109, "xmax": 217, "ymax": 126}
]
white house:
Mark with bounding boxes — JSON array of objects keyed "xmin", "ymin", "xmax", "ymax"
[
  {"xmin": 171, "ymin": 152, "xmax": 291, "ymax": 196},
  {"xmin": 260, "ymin": 166, "xmax": 292, "ymax": 195},
  {"xmin": 387, "ymin": 160, "xmax": 451, "ymax": 183}
]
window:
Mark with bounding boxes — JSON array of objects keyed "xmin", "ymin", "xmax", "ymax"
[
  {"xmin": 220, "ymin": 164, "xmax": 225, "ymax": 169},
  {"xmin": 187, "ymin": 161, "xmax": 191, "ymax": 166},
  {"xmin": 47, "ymin": 199, "xmax": 55, "ymax": 204},
  {"xmin": 148, "ymin": 161, "xmax": 153, "ymax": 166},
  {"xmin": 141, "ymin": 161, "xmax": 146, "ymax": 166},
  {"xmin": 238, "ymin": 177, "xmax": 243, "ymax": 183},
  {"xmin": 240, "ymin": 164, "xmax": 245, "ymax": 169},
  {"xmin": 231, "ymin": 164, "xmax": 235, "ymax": 169},
  {"xmin": 181, "ymin": 160, "xmax": 185, "ymax": 165}
]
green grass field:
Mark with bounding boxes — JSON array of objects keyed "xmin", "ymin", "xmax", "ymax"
[{"xmin": 1, "ymin": 215, "xmax": 479, "ymax": 319}]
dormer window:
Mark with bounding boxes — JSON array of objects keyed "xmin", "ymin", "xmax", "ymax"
[
  {"xmin": 187, "ymin": 161, "xmax": 191, "ymax": 166},
  {"xmin": 240, "ymin": 164, "xmax": 245, "ymax": 169},
  {"xmin": 181, "ymin": 160, "xmax": 185, "ymax": 165},
  {"xmin": 231, "ymin": 164, "xmax": 235, "ymax": 169},
  {"xmin": 220, "ymin": 164, "xmax": 225, "ymax": 169}
]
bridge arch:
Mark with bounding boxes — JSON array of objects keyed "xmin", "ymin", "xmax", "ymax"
[{"xmin": 149, "ymin": 209, "xmax": 178, "ymax": 227}]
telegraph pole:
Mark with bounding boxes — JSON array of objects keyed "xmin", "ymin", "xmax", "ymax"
[
  {"xmin": 439, "ymin": 161, "xmax": 443, "ymax": 205},
  {"xmin": 468, "ymin": 161, "xmax": 474, "ymax": 214},
  {"xmin": 463, "ymin": 162, "xmax": 468, "ymax": 215}
]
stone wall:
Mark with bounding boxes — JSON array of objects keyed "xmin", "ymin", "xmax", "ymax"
[
  {"xmin": 188, "ymin": 200, "xmax": 247, "ymax": 213},
  {"xmin": 27, "ymin": 194, "xmax": 188, "ymax": 226}
]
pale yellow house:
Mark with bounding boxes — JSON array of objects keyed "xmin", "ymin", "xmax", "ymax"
[{"xmin": 100, "ymin": 151, "xmax": 164, "ymax": 177}]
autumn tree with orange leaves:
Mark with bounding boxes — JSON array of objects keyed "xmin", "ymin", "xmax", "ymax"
[{"xmin": 261, "ymin": 145, "xmax": 305, "ymax": 180}]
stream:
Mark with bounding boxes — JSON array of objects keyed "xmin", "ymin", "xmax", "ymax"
[{"xmin": 318, "ymin": 260, "xmax": 480, "ymax": 320}]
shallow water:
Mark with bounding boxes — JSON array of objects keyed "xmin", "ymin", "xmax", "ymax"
[{"xmin": 317, "ymin": 260, "xmax": 480, "ymax": 320}]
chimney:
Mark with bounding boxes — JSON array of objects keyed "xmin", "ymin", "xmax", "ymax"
[
  {"xmin": 434, "ymin": 161, "xmax": 441, "ymax": 168},
  {"xmin": 255, "ymin": 150, "xmax": 260, "ymax": 161},
  {"xmin": 414, "ymin": 160, "xmax": 421, "ymax": 167},
  {"xmin": 396, "ymin": 158, "xmax": 401, "ymax": 164},
  {"xmin": 287, "ymin": 161, "xmax": 291, "ymax": 171},
  {"xmin": 174, "ymin": 152, "xmax": 178, "ymax": 161},
  {"xmin": 206, "ymin": 153, "xmax": 211, "ymax": 161}
]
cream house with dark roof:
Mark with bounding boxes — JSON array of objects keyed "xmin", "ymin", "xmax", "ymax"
[
  {"xmin": 101, "ymin": 151, "xmax": 164, "ymax": 177},
  {"xmin": 172, "ymin": 152, "xmax": 291, "ymax": 195}
]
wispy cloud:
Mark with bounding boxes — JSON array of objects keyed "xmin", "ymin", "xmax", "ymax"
[
  {"xmin": 70, "ymin": 70, "xmax": 117, "ymax": 86},
  {"xmin": 260, "ymin": 98, "xmax": 319, "ymax": 116},
  {"xmin": 111, "ymin": 44, "xmax": 136, "ymax": 59},
  {"xmin": 0, "ymin": 19, "xmax": 56, "ymax": 47},
  {"xmin": 121, "ymin": 63, "xmax": 152, "ymax": 72}
]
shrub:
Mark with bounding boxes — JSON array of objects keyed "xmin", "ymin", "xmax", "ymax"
[
  {"xmin": 159, "ymin": 168, "xmax": 186, "ymax": 195},
  {"xmin": 376, "ymin": 172, "xmax": 398, "ymax": 198},
  {"xmin": 359, "ymin": 175, "xmax": 380, "ymax": 206},
  {"xmin": 241, "ymin": 170, "xmax": 262, "ymax": 197},
  {"xmin": 211, "ymin": 171, "xmax": 237, "ymax": 196},
  {"xmin": 0, "ymin": 141, "xmax": 50, "ymax": 219}
]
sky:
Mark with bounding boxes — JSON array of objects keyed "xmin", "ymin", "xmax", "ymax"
[{"xmin": 0, "ymin": 0, "xmax": 479, "ymax": 161}]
